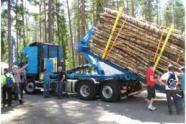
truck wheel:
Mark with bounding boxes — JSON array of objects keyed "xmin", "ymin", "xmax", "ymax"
[
  {"xmin": 100, "ymin": 81, "xmax": 120, "ymax": 102},
  {"xmin": 25, "ymin": 81, "xmax": 35, "ymax": 94},
  {"xmin": 77, "ymin": 80, "xmax": 97, "ymax": 100}
]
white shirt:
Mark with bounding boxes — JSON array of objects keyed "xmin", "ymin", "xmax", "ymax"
[{"xmin": 161, "ymin": 71, "xmax": 177, "ymax": 90}]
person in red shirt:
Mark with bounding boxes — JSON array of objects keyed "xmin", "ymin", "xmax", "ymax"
[{"xmin": 146, "ymin": 62, "xmax": 157, "ymax": 111}]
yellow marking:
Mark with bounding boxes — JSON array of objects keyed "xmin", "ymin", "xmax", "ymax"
[
  {"xmin": 105, "ymin": 19, "xmax": 127, "ymax": 59},
  {"xmin": 102, "ymin": 7, "xmax": 123, "ymax": 59},
  {"xmin": 154, "ymin": 24, "xmax": 174, "ymax": 70},
  {"xmin": 153, "ymin": 25, "xmax": 166, "ymax": 62}
]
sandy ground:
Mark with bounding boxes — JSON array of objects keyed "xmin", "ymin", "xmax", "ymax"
[{"xmin": 1, "ymin": 91, "xmax": 185, "ymax": 124}]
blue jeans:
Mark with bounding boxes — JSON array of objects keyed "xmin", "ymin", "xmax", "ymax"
[
  {"xmin": 56, "ymin": 81, "xmax": 64, "ymax": 97},
  {"xmin": 43, "ymin": 81, "xmax": 50, "ymax": 97}
]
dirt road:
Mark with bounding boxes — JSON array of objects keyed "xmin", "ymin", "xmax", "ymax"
[{"xmin": 1, "ymin": 91, "xmax": 185, "ymax": 124}]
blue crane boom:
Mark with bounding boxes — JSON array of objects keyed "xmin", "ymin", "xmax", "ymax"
[{"xmin": 67, "ymin": 28, "xmax": 145, "ymax": 82}]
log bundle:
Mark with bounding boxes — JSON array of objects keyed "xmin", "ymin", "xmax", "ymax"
[{"xmin": 90, "ymin": 8, "xmax": 185, "ymax": 77}]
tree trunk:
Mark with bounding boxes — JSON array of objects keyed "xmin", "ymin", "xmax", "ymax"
[
  {"xmin": 66, "ymin": 0, "xmax": 75, "ymax": 67},
  {"xmin": 44, "ymin": 0, "xmax": 47, "ymax": 43},
  {"xmin": 80, "ymin": 0, "xmax": 86, "ymax": 36},
  {"xmin": 15, "ymin": 0, "xmax": 19, "ymax": 58},
  {"xmin": 48, "ymin": 0, "xmax": 52, "ymax": 43},
  {"xmin": 21, "ymin": 0, "xmax": 26, "ymax": 46},
  {"xmin": 92, "ymin": 0, "xmax": 96, "ymax": 25},
  {"xmin": 39, "ymin": 1, "xmax": 42, "ymax": 42},
  {"xmin": 131, "ymin": 0, "xmax": 135, "ymax": 17},
  {"xmin": 126, "ymin": 0, "xmax": 129, "ymax": 14},
  {"xmin": 147, "ymin": 0, "xmax": 152, "ymax": 22},
  {"xmin": 8, "ymin": 0, "xmax": 13, "ymax": 70},
  {"xmin": 77, "ymin": 0, "xmax": 81, "ymax": 65},
  {"xmin": 80, "ymin": 0, "xmax": 87, "ymax": 65}
]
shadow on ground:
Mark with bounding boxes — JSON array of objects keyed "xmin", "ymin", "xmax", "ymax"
[{"xmin": 1, "ymin": 92, "xmax": 185, "ymax": 124}]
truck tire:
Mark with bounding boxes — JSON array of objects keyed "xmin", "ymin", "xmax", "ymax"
[
  {"xmin": 25, "ymin": 81, "xmax": 35, "ymax": 94},
  {"xmin": 77, "ymin": 80, "xmax": 97, "ymax": 100},
  {"xmin": 100, "ymin": 81, "xmax": 120, "ymax": 102}
]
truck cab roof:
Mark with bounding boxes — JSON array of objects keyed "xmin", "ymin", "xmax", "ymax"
[{"xmin": 29, "ymin": 42, "xmax": 59, "ymax": 47}]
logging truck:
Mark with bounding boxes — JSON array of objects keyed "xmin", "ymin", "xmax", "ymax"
[
  {"xmin": 22, "ymin": 28, "xmax": 144, "ymax": 102},
  {"xmin": 21, "ymin": 8, "xmax": 184, "ymax": 102}
]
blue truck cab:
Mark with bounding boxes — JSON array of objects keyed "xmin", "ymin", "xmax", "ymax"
[{"xmin": 22, "ymin": 42, "xmax": 63, "ymax": 93}]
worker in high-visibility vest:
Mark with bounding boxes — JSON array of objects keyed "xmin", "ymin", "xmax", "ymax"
[
  {"xmin": 1, "ymin": 73, "xmax": 6, "ymax": 107},
  {"xmin": 0, "ymin": 74, "xmax": 6, "ymax": 87},
  {"xmin": 1, "ymin": 68, "xmax": 15, "ymax": 107}
]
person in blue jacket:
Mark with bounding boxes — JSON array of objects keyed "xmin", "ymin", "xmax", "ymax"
[
  {"xmin": 178, "ymin": 66, "xmax": 185, "ymax": 109},
  {"xmin": 43, "ymin": 68, "xmax": 52, "ymax": 98},
  {"xmin": 179, "ymin": 66, "xmax": 185, "ymax": 97}
]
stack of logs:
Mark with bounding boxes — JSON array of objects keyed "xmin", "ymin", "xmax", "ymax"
[{"xmin": 90, "ymin": 8, "xmax": 185, "ymax": 77}]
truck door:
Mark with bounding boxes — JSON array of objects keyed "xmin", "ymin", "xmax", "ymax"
[
  {"xmin": 44, "ymin": 59, "xmax": 53, "ymax": 72},
  {"xmin": 23, "ymin": 46, "xmax": 38, "ymax": 75}
]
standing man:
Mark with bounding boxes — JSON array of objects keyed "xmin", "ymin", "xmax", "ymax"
[
  {"xmin": 178, "ymin": 66, "xmax": 185, "ymax": 109},
  {"xmin": 160, "ymin": 64, "xmax": 180, "ymax": 115},
  {"xmin": 12, "ymin": 64, "xmax": 28, "ymax": 104},
  {"xmin": 146, "ymin": 62, "xmax": 158, "ymax": 111},
  {"xmin": 43, "ymin": 68, "xmax": 51, "ymax": 98},
  {"xmin": 56, "ymin": 66, "xmax": 66, "ymax": 99},
  {"xmin": 179, "ymin": 66, "xmax": 185, "ymax": 99}
]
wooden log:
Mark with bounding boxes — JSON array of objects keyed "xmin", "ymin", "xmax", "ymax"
[
  {"xmin": 93, "ymin": 28, "xmax": 184, "ymax": 66},
  {"xmin": 99, "ymin": 15, "xmax": 184, "ymax": 50},
  {"xmin": 94, "ymin": 26, "xmax": 183, "ymax": 58},
  {"xmin": 103, "ymin": 8, "xmax": 184, "ymax": 46},
  {"xmin": 91, "ymin": 32, "xmax": 183, "ymax": 74},
  {"xmin": 89, "ymin": 8, "xmax": 185, "ymax": 78}
]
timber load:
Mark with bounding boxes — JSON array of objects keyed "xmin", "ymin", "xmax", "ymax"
[{"xmin": 90, "ymin": 8, "xmax": 185, "ymax": 77}]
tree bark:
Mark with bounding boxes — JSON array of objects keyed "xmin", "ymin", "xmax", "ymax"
[
  {"xmin": 44, "ymin": 0, "xmax": 47, "ymax": 43},
  {"xmin": 15, "ymin": 0, "xmax": 19, "ymax": 58},
  {"xmin": 80, "ymin": 0, "xmax": 87, "ymax": 65},
  {"xmin": 48, "ymin": 0, "xmax": 52, "ymax": 43},
  {"xmin": 131, "ymin": 0, "xmax": 135, "ymax": 17},
  {"xmin": 77, "ymin": 0, "xmax": 81, "ymax": 65},
  {"xmin": 66, "ymin": 0, "xmax": 75, "ymax": 67},
  {"xmin": 21, "ymin": 0, "xmax": 26, "ymax": 46},
  {"xmin": 39, "ymin": 1, "xmax": 42, "ymax": 42},
  {"xmin": 8, "ymin": 0, "xmax": 13, "ymax": 70}
]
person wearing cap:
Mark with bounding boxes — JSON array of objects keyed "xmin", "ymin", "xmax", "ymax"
[
  {"xmin": 146, "ymin": 62, "xmax": 159, "ymax": 111},
  {"xmin": 160, "ymin": 64, "xmax": 181, "ymax": 115}
]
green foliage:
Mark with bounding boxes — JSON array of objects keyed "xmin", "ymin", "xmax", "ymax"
[
  {"xmin": 139, "ymin": 0, "xmax": 155, "ymax": 22},
  {"xmin": 1, "ymin": 10, "xmax": 8, "ymax": 62},
  {"xmin": 54, "ymin": 1, "xmax": 68, "ymax": 68},
  {"xmin": 66, "ymin": 51, "xmax": 74, "ymax": 70},
  {"xmin": 164, "ymin": 0, "xmax": 185, "ymax": 32}
]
